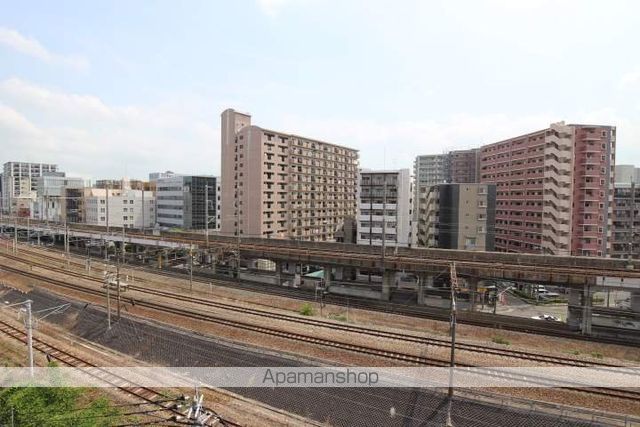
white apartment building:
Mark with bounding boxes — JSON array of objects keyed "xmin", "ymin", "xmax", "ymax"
[
  {"xmin": 2, "ymin": 162, "xmax": 58, "ymax": 215},
  {"xmin": 357, "ymin": 169, "xmax": 412, "ymax": 247},
  {"xmin": 84, "ymin": 187, "xmax": 155, "ymax": 229}
]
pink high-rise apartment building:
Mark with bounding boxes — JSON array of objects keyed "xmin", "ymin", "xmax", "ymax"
[
  {"xmin": 221, "ymin": 109, "xmax": 359, "ymax": 241},
  {"xmin": 479, "ymin": 122, "xmax": 616, "ymax": 257}
]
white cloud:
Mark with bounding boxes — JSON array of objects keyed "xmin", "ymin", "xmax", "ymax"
[
  {"xmin": 256, "ymin": 0, "xmax": 310, "ymax": 17},
  {"xmin": 275, "ymin": 110, "xmax": 638, "ymax": 170},
  {"xmin": 0, "ymin": 78, "xmax": 218, "ymax": 180},
  {"xmin": 0, "ymin": 27, "xmax": 89, "ymax": 71},
  {"xmin": 620, "ymin": 68, "xmax": 640, "ymax": 90}
]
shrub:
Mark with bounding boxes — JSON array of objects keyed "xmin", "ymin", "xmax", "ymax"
[
  {"xmin": 299, "ymin": 303, "xmax": 314, "ymax": 316},
  {"xmin": 492, "ymin": 336, "xmax": 510, "ymax": 346}
]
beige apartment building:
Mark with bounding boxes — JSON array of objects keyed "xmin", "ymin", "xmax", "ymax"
[{"xmin": 221, "ymin": 109, "xmax": 359, "ymax": 241}]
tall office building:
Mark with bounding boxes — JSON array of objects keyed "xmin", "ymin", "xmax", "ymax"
[
  {"xmin": 356, "ymin": 169, "xmax": 412, "ymax": 247},
  {"xmin": 479, "ymin": 122, "xmax": 616, "ymax": 257},
  {"xmin": 156, "ymin": 175, "xmax": 217, "ymax": 230},
  {"xmin": 221, "ymin": 109, "xmax": 359, "ymax": 241},
  {"xmin": 416, "ymin": 183, "xmax": 496, "ymax": 251},
  {"xmin": 2, "ymin": 162, "xmax": 59, "ymax": 216}
]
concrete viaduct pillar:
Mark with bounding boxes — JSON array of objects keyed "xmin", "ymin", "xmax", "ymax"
[
  {"xmin": 467, "ymin": 277, "xmax": 479, "ymax": 312},
  {"xmin": 275, "ymin": 261, "xmax": 282, "ymax": 286},
  {"xmin": 417, "ymin": 275, "xmax": 433, "ymax": 306},
  {"xmin": 630, "ymin": 290, "xmax": 640, "ymax": 313},
  {"xmin": 323, "ymin": 265, "xmax": 332, "ymax": 290},
  {"xmin": 381, "ymin": 270, "xmax": 393, "ymax": 301},
  {"xmin": 567, "ymin": 284, "xmax": 593, "ymax": 334}
]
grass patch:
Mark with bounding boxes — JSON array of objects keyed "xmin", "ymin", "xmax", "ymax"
[
  {"xmin": 491, "ymin": 336, "xmax": 511, "ymax": 346},
  {"xmin": 591, "ymin": 352, "xmax": 603, "ymax": 359},
  {"xmin": 299, "ymin": 303, "xmax": 314, "ymax": 316},
  {"xmin": 329, "ymin": 313, "xmax": 348, "ymax": 322},
  {"xmin": 568, "ymin": 350, "xmax": 580, "ymax": 356}
]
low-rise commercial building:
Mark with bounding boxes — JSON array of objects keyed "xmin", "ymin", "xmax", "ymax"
[
  {"xmin": 34, "ymin": 175, "xmax": 86, "ymax": 222},
  {"xmin": 84, "ymin": 183, "xmax": 155, "ymax": 229}
]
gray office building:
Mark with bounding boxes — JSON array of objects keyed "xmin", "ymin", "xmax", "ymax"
[{"xmin": 156, "ymin": 175, "xmax": 218, "ymax": 230}]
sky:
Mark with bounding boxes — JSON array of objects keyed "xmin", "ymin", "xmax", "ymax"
[{"xmin": 1, "ymin": 0, "xmax": 639, "ymax": 180}]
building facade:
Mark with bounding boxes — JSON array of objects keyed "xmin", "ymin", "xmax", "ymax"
[
  {"xmin": 449, "ymin": 149, "xmax": 480, "ymax": 184},
  {"xmin": 221, "ymin": 109, "xmax": 359, "ymax": 241},
  {"xmin": 95, "ymin": 179, "xmax": 152, "ymax": 191},
  {"xmin": 34, "ymin": 175, "xmax": 86, "ymax": 222},
  {"xmin": 357, "ymin": 169, "xmax": 412, "ymax": 247},
  {"xmin": 84, "ymin": 187, "xmax": 155, "ymax": 229},
  {"xmin": 2, "ymin": 162, "xmax": 58, "ymax": 216},
  {"xmin": 149, "ymin": 171, "xmax": 176, "ymax": 183},
  {"xmin": 615, "ymin": 165, "xmax": 640, "ymax": 185},
  {"xmin": 416, "ymin": 183, "xmax": 496, "ymax": 251},
  {"xmin": 156, "ymin": 175, "xmax": 217, "ymax": 230},
  {"xmin": 479, "ymin": 122, "xmax": 615, "ymax": 257},
  {"xmin": 612, "ymin": 182, "xmax": 640, "ymax": 259}
]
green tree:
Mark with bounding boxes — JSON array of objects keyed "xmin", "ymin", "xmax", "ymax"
[{"xmin": 0, "ymin": 387, "xmax": 121, "ymax": 426}]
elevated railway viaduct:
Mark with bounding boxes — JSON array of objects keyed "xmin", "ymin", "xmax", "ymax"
[{"xmin": 2, "ymin": 218, "xmax": 640, "ymax": 336}]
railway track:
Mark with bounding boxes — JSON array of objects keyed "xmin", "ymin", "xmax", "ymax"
[
  {"xmin": 0, "ymin": 319, "xmax": 240, "ymax": 426},
  {"xmin": 0, "ymin": 249, "xmax": 632, "ymax": 368},
  {"xmin": 0, "ymin": 243, "xmax": 608, "ymax": 342},
  {"xmin": 1, "ymin": 254, "xmax": 640, "ymax": 403},
  {"xmin": 4, "ymin": 237, "xmax": 640, "ymax": 349},
  {"xmin": 0, "ymin": 249, "xmax": 616, "ymax": 367}
]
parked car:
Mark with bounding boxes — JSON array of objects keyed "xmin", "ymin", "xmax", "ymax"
[{"xmin": 531, "ymin": 314, "xmax": 560, "ymax": 322}]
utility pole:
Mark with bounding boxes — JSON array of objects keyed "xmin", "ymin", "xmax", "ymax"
[
  {"xmin": 64, "ymin": 222, "xmax": 70, "ymax": 268},
  {"xmin": 446, "ymin": 262, "xmax": 459, "ymax": 427},
  {"xmin": 104, "ymin": 272, "xmax": 112, "ymax": 330},
  {"xmin": 189, "ymin": 244, "xmax": 193, "ymax": 291},
  {"xmin": 116, "ymin": 262, "xmax": 121, "ymax": 320},
  {"xmin": 13, "ymin": 217, "xmax": 17, "ymax": 254},
  {"xmin": 122, "ymin": 225, "xmax": 126, "ymax": 265},
  {"xmin": 25, "ymin": 299, "xmax": 34, "ymax": 378}
]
